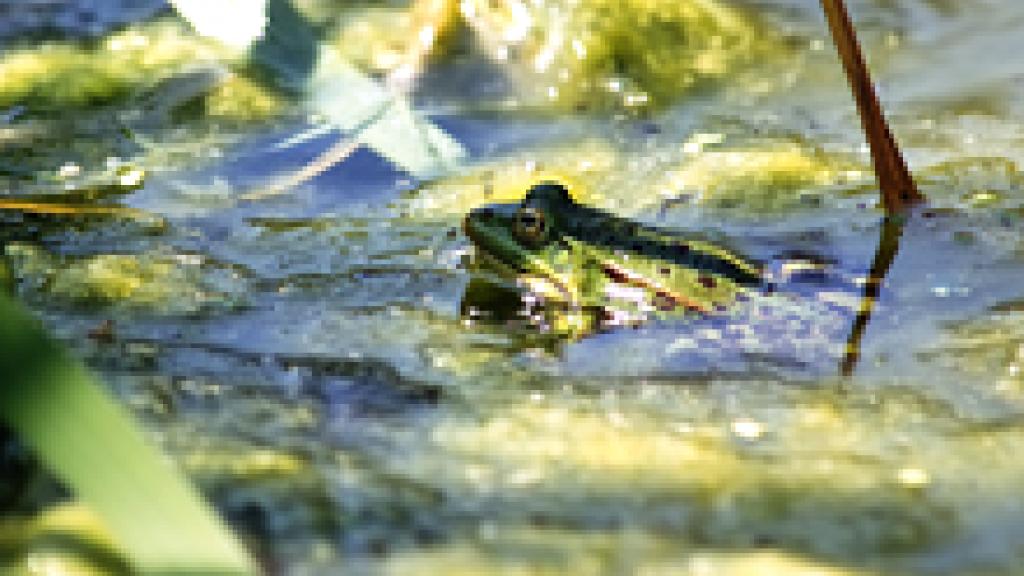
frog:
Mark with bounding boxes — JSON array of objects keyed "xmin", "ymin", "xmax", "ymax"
[{"xmin": 461, "ymin": 181, "xmax": 766, "ymax": 338}]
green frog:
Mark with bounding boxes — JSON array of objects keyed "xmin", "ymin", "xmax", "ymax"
[{"xmin": 462, "ymin": 182, "xmax": 765, "ymax": 337}]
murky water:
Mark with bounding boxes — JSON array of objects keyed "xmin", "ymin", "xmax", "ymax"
[{"xmin": 4, "ymin": 1, "xmax": 1024, "ymax": 573}]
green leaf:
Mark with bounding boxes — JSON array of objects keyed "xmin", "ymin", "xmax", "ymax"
[{"xmin": 0, "ymin": 294, "xmax": 255, "ymax": 575}]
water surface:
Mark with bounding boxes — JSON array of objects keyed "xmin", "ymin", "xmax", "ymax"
[{"xmin": 4, "ymin": 1, "xmax": 1024, "ymax": 573}]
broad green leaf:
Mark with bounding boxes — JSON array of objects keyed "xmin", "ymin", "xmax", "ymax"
[{"xmin": 0, "ymin": 294, "xmax": 255, "ymax": 575}]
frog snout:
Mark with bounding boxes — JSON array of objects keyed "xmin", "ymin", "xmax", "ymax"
[{"xmin": 463, "ymin": 207, "xmax": 494, "ymax": 240}]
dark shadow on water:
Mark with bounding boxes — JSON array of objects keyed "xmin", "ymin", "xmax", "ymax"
[{"xmin": 840, "ymin": 215, "xmax": 906, "ymax": 377}]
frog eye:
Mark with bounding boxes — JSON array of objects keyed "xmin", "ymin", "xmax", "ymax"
[{"xmin": 514, "ymin": 207, "xmax": 547, "ymax": 242}]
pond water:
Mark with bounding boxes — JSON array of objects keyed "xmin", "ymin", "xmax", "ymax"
[{"xmin": 4, "ymin": 0, "xmax": 1024, "ymax": 573}]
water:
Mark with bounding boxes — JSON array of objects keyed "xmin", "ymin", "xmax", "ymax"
[
  {"xmin": 4, "ymin": 1, "xmax": 1024, "ymax": 573},
  {"xmin": 0, "ymin": 0, "xmax": 165, "ymax": 41}
]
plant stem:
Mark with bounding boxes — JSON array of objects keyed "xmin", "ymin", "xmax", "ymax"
[{"xmin": 820, "ymin": 0, "xmax": 924, "ymax": 214}]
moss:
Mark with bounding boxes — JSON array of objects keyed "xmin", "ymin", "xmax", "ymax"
[
  {"xmin": 408, "ymin": 136, "xmax": 868, "ymax": 221},
  {"xmin": 376, "ymin": 531, "xmax": 870, "ymax": 575},
  {"xmin": 459, "ymin": 0, "xmax": 775, "ymax": 112},
  {"xmin": 205, "ymin": 73, "xmax": 285, "ymax": 121},
  {"xmin": 403, "ymin": 138, "xmax": 620, "ymax": 218},
  {"xmin": 3, "ymin": 243, "xmax": 248, "ymax": 315},
  {"xmin": 658, "ymin": 143, "xmax": 869, "ymax": 212},
  {"xmin": 0, "ymin": 19, "xmax": 276, "ymax": 119}
]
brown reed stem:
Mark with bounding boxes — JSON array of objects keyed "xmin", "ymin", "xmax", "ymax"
[{"xmin": 820, "ymin": 0, "xmax": 924, "ymax": 214}]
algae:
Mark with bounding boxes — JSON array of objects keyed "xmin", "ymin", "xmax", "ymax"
[
  {"xmin": 3, "ymin": 243, "xmax": 248, "ymax": 315},
  {"xmin": 0, "ymin": 19, "xmax": 283, "ymax": 122},
  {"xmin": 460, "ymin": 0, "xmax": 773, "ymax": 112}
]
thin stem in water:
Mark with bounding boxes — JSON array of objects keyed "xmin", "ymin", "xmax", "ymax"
[{"xmin": 820, "ymin": 0, "xmax": 924, "ymax": 214}]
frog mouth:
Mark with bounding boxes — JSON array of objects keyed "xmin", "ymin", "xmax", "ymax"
[
  {"xmin": 463, "ymin": 213, "xmax": 522, "ymax": 281},
  {"xmin": 471, "ymin": 246, "xmax": 520, "ymax": 281},
  {"xmin": 471, "ymin": 245, "xmax": 581, "ymax": 304},
  {"xmin": 465, "ymin": 224, "xmax": 583, "ymax": 307}
]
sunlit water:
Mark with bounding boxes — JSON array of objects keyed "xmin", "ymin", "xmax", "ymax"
[{"xmin": 5, "ymin": 1, "xmax": 1024, "ymax": 573}]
